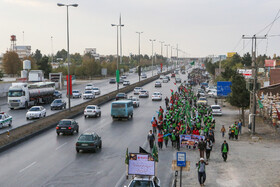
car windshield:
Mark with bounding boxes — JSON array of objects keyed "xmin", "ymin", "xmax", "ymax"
[
  {"xmin": 86, "ymin": 84, "xmax": 92, "ymax": 87},
  {"xmin": 0, "ymin": 114, "xmax": 3, "ymax": 120},
  {"xmin": 73, "ymin": 91, "xmax": 79, "ymax": 93},
  {"xmin": 212, "ymin": 106, "xmax": 221, "ymax": 109},
  {"xmin": 154, "ymin": 93, "xmax": 160, "ymax": 95},
  {"xmin": 8, "ymin": 90, "xmax": 23, "ymax": 97},
  {"xmin": 87, "ymin": 106, "xmax": 95, "ymax": 109},
  {"xmin": 53, "ymin": 100, "xmax": 62, "ymax": 103},
  {"xmin": 78, "ymin": 135, "xmax": 93, "ymax": 141},
  {"xmin": 117, "ymin": 93, "xmax": 125, "ymax": 96},
  {"xmin": 140, "ymin": 91, "xmax": 147, "ymax": 93},
  {"xmin": 85, "ymin": 91, "xmax": 92, "ymax": 94},
  {"xmin": 92, "ymin": 88, "xmax": 99, "ymax": 90},
  {"xmin": 29, "ymin": 107, "xmax": 40, "ymax": 111},
  {"xmin": 129, "ymin": 180, "xmax": 153, "ymax": 187},
  {"xmin": 112, "ymin": 103, "xmax": 125, "ymax": 108},
  {"xmin": 200, "ymin": 98, "xmax": 207, "ymax": 101},
  {"xmin": 58, "ymin": 120, "xmax": 71, "ymax": 126}
]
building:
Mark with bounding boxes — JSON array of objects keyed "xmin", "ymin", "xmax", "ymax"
[
  {"xmin": 15, "ymin": 45, "xmax": 31, "ymax": 59},
  {"xmin": 84, "ymin": 48, "xmax": 100, "ymax": 60},
  {"xmin": 207, "ymin": 55, "xmax": 227, "ymax": 63}
]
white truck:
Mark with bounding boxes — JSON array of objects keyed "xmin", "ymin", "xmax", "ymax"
[{"xmin": 8, "ymin": 82, "xmax": 55, "ymax": 109}]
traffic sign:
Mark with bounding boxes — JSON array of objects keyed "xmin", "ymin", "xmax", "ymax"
[
  {"xmin": 172, "ymin": 160, "xmax": 190, "ymax": 171},
  {"xmin": 116, "ymin": 70, "xmax": 120, "ymax": 83},
  {"xmin": 177, "ymin": 152, "xmax": 186, "ymax": 167}
]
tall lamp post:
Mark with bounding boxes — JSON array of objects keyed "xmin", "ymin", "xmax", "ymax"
[
  {"xmin": 112, "ymin": 23, "xmax": 124, "ymax": 92},
  {"xmin": 165, "ymin": 44, "xmax": 170, "ymax": 69},
  {"xmin": 159, "ymin": 41, "xmax": 164, "ymax": 56},
  {"xmin": 136, "ymin": 31, "xmax": 143, "ymax": 82},
  {"xmin": 57, "ymin": 3, "xmax": 78, "ymax": 111},
  {"xmin": 149, "ymin": 39, "xmax": 156, "ymax": 76}
]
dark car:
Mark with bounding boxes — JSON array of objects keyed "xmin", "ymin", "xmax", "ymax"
[
  {"xmin": 171, "ymin": 73, "xmax": 176, "ymax": 78},
  {"xmin": 76, "ymin": 132, "xmax": 102, "ymax": 153},
  {"xmin": 116, "ymin": 93, "xmax": 127, "ymax": 100},
  {"xmin": 53, "ymin": 90, "xmax": 62, "ymax": 98},
  {"xmin": 51, "ymin": 99, "xmax": 66, "ymax": 110},
  {"xmin": 56, "ymin": 119, "xmax": 79, "ymax": 135},
  {"xmin": 109, "ymin": 78, "xmax": 116, "ymax": 84}
]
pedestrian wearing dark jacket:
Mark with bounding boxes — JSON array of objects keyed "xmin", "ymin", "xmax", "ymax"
[
  {"xmin": 198, "ymin": 139, "xmax": 206, "ymax": 158},
  {"xmin": 221, "ymin": 140, "xmax": 229, "ymax": 162},
  {"xmin": 205, "ymin": 138, "xmax": 213, "ymax": 161},
  {"xmin": 147, "ymin": 130, "xmax": 155, "ymax": 149}
]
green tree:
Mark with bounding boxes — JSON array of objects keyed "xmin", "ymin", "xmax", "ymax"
[
  {"xmin": 0, "ymin": 70, "xmax": 4, "ymax": 79},
  {"xmin": 56, "ymin": 49, "xmax": 68, "ymax": 61},
  {"xmin": 38, "ymin": 56, "xmax": 52, "ymax": 77},
  {"xmin": 2, "ymin": 51, "xmax": 22, "ymax": 76},
  {"xmin": 221, "ymin": 67, "xmax": 236, "ymax": 81},
  {"xmin": 242, "ymin": 52, "xmax": 252, "ymax": 67},
  {"xmin": 33, "ymin": 49, "xmax": 42, "ymax": 66},
  {"xmin": 229, "ymin": 73, "xmax": 250, "ymax": 125}
]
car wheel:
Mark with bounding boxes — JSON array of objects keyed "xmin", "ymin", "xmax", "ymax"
[
  {"xmin": 76, "ymin": 148, "xmax": 79, "ymax": 153},
  {"xmin": 84, "ymin": 115, "xmax": 87, "ymax": 118},
  {"xmin": 99, "ymin": 141, "xmax": 102, "ymax": 149},
  {"xmin": 76, "ymin": 127, "xmax": 79, "ymax": 133},
  {"xmin": 99, "ymin": 112, "xmax": 101, "ymax": 117},
  {"xmin": 26, "ymin": 117, "xmax": 28, "ymax": 120},
  {"xmin": 131, "ymin": 114, "xmax": 133, "ymax": 118},
  {"xmin": 39, "ymin": 114, "xmax": 41, "ymax": 118},
  {"xmin": 51, "ymin": 108, "xmax": 53, "ymax": 111},
  {"xmin": 9, "ymin": 121, "xmax": 12, "ymax": 126},
  {"xmin": 57, "ymin": 132, "xmax": 59, "ymax": 136}
]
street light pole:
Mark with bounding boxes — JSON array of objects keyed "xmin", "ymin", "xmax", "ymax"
[
  {"xmin": 136, "ymin": 32, "xmax": 143, "ymax": 82},
  {"xmin": 159, "ymin": 41, "xmax": 164, "ymax": 56},
  {"xmin": 57, "ymin": 3, "xmax": 78, "ymax": 111},
  {"xmin": 165, "ymin": 44, "xmax": 170, "ymax": 69},
  {"xmin": 149, "ymin": 39, "xmax": 156, "ymax": 76},
  {"xmin": 112, "ymin": 23, "xmax": 124, "ymax": 92}
]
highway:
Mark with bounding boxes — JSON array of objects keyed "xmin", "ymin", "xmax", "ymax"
[
  {"xmin": 0, "ymin": 68, "xmax": 169, "ymax": 134},
  {"xmin": 0, "ymin": 71, "xmax": 184, "ymax": 187}
]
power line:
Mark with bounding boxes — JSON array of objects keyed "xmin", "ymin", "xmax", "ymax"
[{"xmin": 256, "ymin": 9, "xmax": 280, "ymax": 35}]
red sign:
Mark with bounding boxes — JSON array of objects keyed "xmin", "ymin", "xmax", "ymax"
[
  {"xmin": 160, "ymin": 63, "xmax": 163, "ymax": 72},
  {"xmin": 66, "ymin": 75, "xmax": 72, "ymax": 96},
  {"xmin": 265, "ymin": 60, "xmax": 276, "ymax": 67}
]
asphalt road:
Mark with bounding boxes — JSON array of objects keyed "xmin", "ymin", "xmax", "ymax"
[
  {"xmin": 0, "ymin": 68, "xmax": 168, "ymax": 134},
  {"xmin": 0, "ymin": 70, "xmax": 186, "ymax": 187}
]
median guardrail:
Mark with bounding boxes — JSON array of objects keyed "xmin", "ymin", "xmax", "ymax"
[{"xmin": 0, "ymin": 70, "xmax": 174, "ymax": 153}]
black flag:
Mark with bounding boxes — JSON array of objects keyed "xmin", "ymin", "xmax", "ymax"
[{"xmin": 139, "ymin": 146, "xmax": 149, "ymax": 154}]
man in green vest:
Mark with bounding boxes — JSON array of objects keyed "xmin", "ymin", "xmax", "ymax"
[{"xmin": 221, "ymin": 140, "xmax": 229, "ymax": 162}]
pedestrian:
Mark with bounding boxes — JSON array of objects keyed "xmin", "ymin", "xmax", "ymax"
[
  {"xmin": 238, "ymin": 119, "xmax": 242, "ymax": 135},
  {"xmin": 175, "ymin": 131, "xmax": 180, "ymax": 151},
  {"xmin": 214, "ymin": 97, "xmax": 218, "ymax": 105},
  {"xmin": 198, "ymin": 139, "xmax": 206, "ymax": 158},
  {"xmin": 157, "ymin": 131, "xmax": 163, "ymax": 150},
  {"xmin": 234, "ymin": 126, "xmax": 239, "ymax": 140},
  {"xmin": 147, "ymin": 130, "xmax": 155, "ymax": 149},
  {"xmin": 221, "ymin": 140, "xmax": 229, "ymax": 162},
  {"xmin": 205, "ymin": 138, "xmax": 213, "ymax": 161},
  {"xmin": 165, "ymin": 97, "xmax": 169, "ymax": 108},
  {"xmin": 220, "ymin": 125, "xmax": 226, "ymax": 137},
  {"xmin": 151, "ymin": 117, "xmax": 158, "ymax": 134},
  {"xmin": 163, "ymin": 129, "xmax": 169, "ymax": 148},
  {"xmin": 196, "ymin": 158, "xmax": 208, "ymax": 186}
]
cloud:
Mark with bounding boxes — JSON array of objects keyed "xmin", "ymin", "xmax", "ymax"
[{"xmin": 3, "ymin": 0, "xmax": 52, "ymax": 8}]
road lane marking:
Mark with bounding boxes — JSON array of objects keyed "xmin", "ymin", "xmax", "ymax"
[
  {"xmin": 55, "ymin": 142, "xmax": 68, "ymax": 151},
  {"xmin": 83, "ymin": 128, "xmax": 90, "ymax": 133},
  {"xmin": 19, "ymin": 161, "xmax": 36, "ymax": 173}
]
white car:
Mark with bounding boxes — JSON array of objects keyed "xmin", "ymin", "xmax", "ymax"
[
  {"xmin": 92, "ymin": 87, "xmax": 101, "ymax": 95},
  {"xmin": 26, "ymin": 106, "xmax": 46, "ymax": 120},
  {"xmin": 121, "ymin": 75, "xmax": 127, "ymax": 79},
  {"xmin": 123, "ymin": 80, "xmax": 130, "ymax": 86},
  {"xmin": 152, "ymin": 92, "xmax": 162, "ymax": 101},
  {"xmin": 72, "ymin": 90, "xmax": 82, "ymax": 98},
  {"xmin": 208, "ymin": 90, "xmax": 217, "ymax": 97},
  {"xmin": 155, "ymin": 81, "xmax": 162, "ymax": 87},
  {"xmin": 85, "ymin": 83, "xmax": 94, "ymax": 90},
  {"xmin": 0, "ymin": 112, "xmax": 12, "ymax": 128},
  {"xmin": 129, "ymin": 97, "xmax": 140, "ymax": 107},
  {"xmin": 160, "ymin": 75, "xmax": 165, "ymax": 79},
  {"xmin": 134, "ymin": 87, "xmax": 143, "ymax": 95},
  {"xmin": 162, "ymin": 78, "xmax": 169, "ymax": 83},
  {"xmin": 211, "ymin": 105, "xmax": 222, "ymax": 116},
  {"xmin": 141, "ymin": 73, "xmax": 147, "ymax": 78},
  {"xmin": 126, "ymin": 176, "xmax": 160, "ymax": 187},
  {"xmin": 139, "ymin": 90, "xmax": 149, "ymax": 98},
  {"xmin": 83, "ymin": 90, "xmax": 95, "ymax": 99},
  {"xmin": 84, "ymin": 105, "xmax": 101, "ymax": 118}
]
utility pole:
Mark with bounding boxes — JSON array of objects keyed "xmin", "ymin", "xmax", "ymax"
[
  {"xmin": 136, "ymin": 32, "xmax": 143, "ymax": 82},
  {"xmin": 149, "ymin": 39, "xmax": 156, "ymax": 76},
  {"xmin": 159, "ymin": 41, "xmax": 164, "ymax": 56},
  {"xmin": 176, "ymin": 44, "xmax": 179, "ymax": 68},
  {"xmin": 119, "ymin": 14, "xmax": 123, "ymax": 65},
  {"xmin": 242, "ymin": 34, "xmax": 266, "ymax": 135}
]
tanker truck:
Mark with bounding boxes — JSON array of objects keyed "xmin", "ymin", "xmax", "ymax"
[{"xmin": 8, "ymin": 82, "xmax": 55, "ymax": 109}]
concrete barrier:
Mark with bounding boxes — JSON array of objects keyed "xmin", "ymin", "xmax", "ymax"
[{"xmin": 0, "ymin": 70, "xmax": 174, "ymax": 152}]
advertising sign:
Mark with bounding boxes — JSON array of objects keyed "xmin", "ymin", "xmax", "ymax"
[
  {"xmin": 180, "ymin": 135, "xmax": 205, "ymax": 147},
  {"xmin": 237, "ymin": 69, "xmax": 252, "ymax": 78},
  {"xmin": 101, "ymin": 68, "xmax": 107, "ymax": 76},
  {"xmin": 265, "ymin": 60, "xmax": 276, "ymax": 67},
  {"xmin": 217, "ymin": 81, "xmax": 232, "ymax": 97},
  {"xmin": 128, "ymin": 153, "xmax": 155, "ymax": 176},
  {"xmin": 227, "ymin": 52, "xmax": 236, "ymax": 58},
  {"xmin": 177, "ymin": 152, "xmax": 186, "ymax": 167}
]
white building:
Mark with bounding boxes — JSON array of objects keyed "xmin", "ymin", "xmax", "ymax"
[
  {"xmin": 15, "ymin": 45, "xmax": 31, "ymax": 59},
  {"xmin": 84, "ymin": 48, "xmax": 100, "ymax": 60}
]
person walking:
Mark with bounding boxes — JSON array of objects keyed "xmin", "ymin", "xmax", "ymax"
[
  {"xmin": 221, "ymin": 140, "xmax": 229, "ymax": 162},
  {"xmin": 157, "ymin": 131, "xmax": 163, "ymax": 150},
  {"xmin": 163, "ymin": 129, "xmax": 169, "ymax": 148},
  {"xmin": 147, "ymin": 130, "xmax": 155, "ymax": 149},
  {"xmin": 196, "ymin": 158, "xmax": 208, "ymax": 186},
  {"xmin": 198, "ymin": 139, "xmax": 206, "ymax": 158},
  {"xmin": 214, "ymin": 97, "xmax": 218, "ymax": 105},
  {"xmin": 238, "ymin": 119, "xmax": 242, "ymax": 135},
  {"xmin": 234, "ymin": 126, "xmax": 239, "ymax": 140},
  {"xmin": 220, "ymin": 125, "xmax": 226, "ymax": 137},
  {"xmin": 205, "ymin": 138, "xmax": 213, "ymax": 161},
  {"xmin": 165, "ymin": 97, "xmax": 169, "ymax": 108},
  {"xmin": 151, "ymin": 117, "xmax": 158, "ymax": 134}
]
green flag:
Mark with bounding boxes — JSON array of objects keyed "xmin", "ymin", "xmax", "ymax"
[
  {"xmin": 152, "ymin": 144, "xmax": 158, "ymax": 162},
  {"xmin": 125, "ymin": 147, "xmax": 129, "ymax": 165},
  {"xmin": 190, "ymin": 61, "xmax": 195, "ymax": 65},
  {"xmin": 258, "ymin": 99, "xmax": 263, "ymax": 109},
  {"xmin": 116, "ymin": 69, "xmax": 120, "ymax": 83}
]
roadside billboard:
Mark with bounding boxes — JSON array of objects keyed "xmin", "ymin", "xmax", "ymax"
[
  {"xmin": 217, "ymin": 81, "xmax": 232, "ymax": 97},
  {"xmin": 227, "ymin": 52, "xmax": 236, "ymax": 58},
  {"xmin": 128, "ymin": 153, "xmax": 155, "ymax": 176},
  {"xmin": 265, "ymin": 60, "xmax": 276, "ymax": 67},
  {"xmin": 237, "ymin": 69, "xmax": 252, "ymax": 78}
]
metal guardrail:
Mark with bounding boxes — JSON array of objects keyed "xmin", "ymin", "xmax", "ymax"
[{"xmin": 0, "ymin": 70, "xmax": 174, "ymax": 153}]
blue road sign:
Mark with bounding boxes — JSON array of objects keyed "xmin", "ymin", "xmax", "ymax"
[
  {"xmin": 217, "ymin": 81, "xmax": 232, "ymax": 97},
  {"xmin": 177, "ymin": 152, "xmax": 186, "ymax": 167}
]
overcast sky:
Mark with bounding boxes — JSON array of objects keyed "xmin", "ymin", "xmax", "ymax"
[{"xmin": 0, "ymin": 0, "xmax": 280, "ymax": 57}]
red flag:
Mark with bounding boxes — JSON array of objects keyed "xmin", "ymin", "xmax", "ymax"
[
  {"xmin": 276, "ymin": 108, "xmax": 280, "ymax": 120},
  {"xmin": 174, "ymin": 82, "xmax": 176, "ymax": 85}
]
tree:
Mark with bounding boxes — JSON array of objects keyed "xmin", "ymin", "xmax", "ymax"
[
  {"xmin": 241, "ymin": 52, "xmax": 252, "ymax": 67},
  {"xmin": 38, "ymin": 56, "xmax": 52, "ymax": 77},
  {"xmin": 33, "ymin": 49, "xmax": 42, "ymax": 66},
  {"xmin": 2, "ymin": 51, "xmax": 22, "ymax": 76},
  {"xmin": 0, "ymin": 70, "xmax": 3, "ymax": 79},
  {"xmin": 221, "ymin": 67, "xmax": 236, "ymax": 81},
  {"xmin": 229, "ymin": 73, "xmax": 250, "ymax": 126},
  {"xmin": 56, "ymin": 49, "xmax": 68, "ymax": 61}
]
